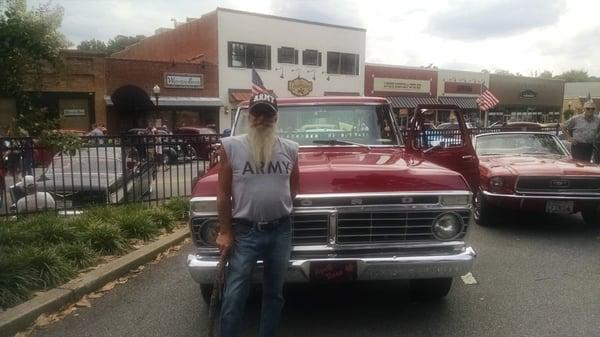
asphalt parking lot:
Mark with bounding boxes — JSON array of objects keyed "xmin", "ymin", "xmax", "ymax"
[{"xmin": 27, "ymin": 211, "xmax": 600, "ymax": 337}]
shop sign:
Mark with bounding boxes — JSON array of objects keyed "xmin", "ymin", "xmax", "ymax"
[
  {"xmin": 63, "ymin": 108, "xmax": 86, "ymax": 117},
  {"xmin": 288, "ymin": 77, "xmax": 313, "ymax": 96},
  {"xmin": 444, "ymin": 82, "xmax": 481, "ymax": 95},
  {"xmin": 164, "ymin": 73, "xmax": 204, "ymax": 89},
  {"xmin": 373, "ymin": 77, "xmax": 430, "ymax": 94},
  {"xmin": 520, "ymin": 89, "xmax": 537, "ymax": 99}
]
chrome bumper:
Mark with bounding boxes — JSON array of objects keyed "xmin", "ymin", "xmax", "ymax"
[
  {"xmin": 187, "ymin": 246, "xmax": 476, "ymax": 284},
  {"xmin": 483, "ymin": 190, "xmax": 600, "ymax": 200}
]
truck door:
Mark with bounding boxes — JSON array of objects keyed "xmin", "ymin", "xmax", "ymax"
[{"xmin": 406, "ymin": 104, "xmax": 479, "ymax": 193}]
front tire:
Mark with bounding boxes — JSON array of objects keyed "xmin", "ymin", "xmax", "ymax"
[
  {"xmin": 474, "ymin": 191, "xmax": 499, "ymax": 227},
  {"xmin": 409, "ymin": 278, "xmax": 453, "ymax": 300},
  {"xmin": 200, "ymin": 283, "xmax": 214, "ymax": 304}
]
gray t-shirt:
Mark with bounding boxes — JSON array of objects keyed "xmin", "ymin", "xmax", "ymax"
[
  {"xmin": 565, "ymin": 114, "xmax": 600, "ymax": 144},
  {"xmin": 222, "ymin": 135, "xmax": 298, "ymax": 222}
]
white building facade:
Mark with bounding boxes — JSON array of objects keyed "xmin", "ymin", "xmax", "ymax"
[{"xmin": 216, "ymin": 8, "xmax": 366, "ymax": 129}]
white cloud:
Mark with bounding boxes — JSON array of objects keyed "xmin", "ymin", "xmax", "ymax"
[{"xmin": 27, "ymin": 0, "xmax": 600, "ymax": 76}]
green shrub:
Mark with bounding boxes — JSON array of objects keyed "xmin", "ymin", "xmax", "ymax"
[
  {"xmin": 19, "ymin": 247, "xmax": 74, "ymax": 289},
  {"xmin": 147, "ymin": 207, "xmax": 175, "ymax": 232},
  {"xmin": 56, "ymin": 243, "xmax": 97, "ymax": 269},
  {"xmin": 84, "ymin": 206, "xmax": 117, "ymax": 223},
  {"xmin": 116, "ymin": 212, "xmax": 159, "ymax": 241},
  {"xmin": 28, "ymin": 214, "xmax": 78, "ymax": 245},
  {"xmin": 0, "ymin": 249, "xmax": 37, "ymax": 309},
  {"xmin": 82, "ymin": 221, "xmax": 128, "ymax": 255},
  {"xmin": 0, "ymin": 222, "xmax": 36, "ymax": 247},
  {"xmin": 163, "ymin": 197, "xmax": 189, "ymax": 221}
]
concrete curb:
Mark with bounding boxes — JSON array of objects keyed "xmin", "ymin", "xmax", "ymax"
[{"xmin": 0, "ymin": 227, "xmax": 190, "ymax": 337}]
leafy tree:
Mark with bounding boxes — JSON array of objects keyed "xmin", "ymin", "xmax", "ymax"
[
  {"xmin": 78, "ymin": 34, "xmax": 146, "ymax": 55},
  {"xmin": 0, "ymin": 0, "xmax": 68, "ymax": 114},
  {"xmin": 0, "ymin": 0, "xmax": 81, "ymax": 151},
  {"xmin": 106, "ymin": 34, "xmax": 145, "ymax": 54},
  {"xmin": 554, "ymin": 69, "xmax": 589, "ymax": 82},
  {"xmin": 77, "ymin": 38, "xmax": 107, "ymax": 53},
  {"xmin": 493, "ymin": 69, "xmax": 514, "ymax": 76},
  {"xmin": 538, "ymin": 70, "xmax": 553, "ymax": 79}
]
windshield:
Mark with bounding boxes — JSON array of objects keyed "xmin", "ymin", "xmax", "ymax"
[
  {"xmin": 476, "ymin": 133, "xmax": 566, "ymax": 156},
  {"xmin": 234, "ymin": 104, "xmax": 399, "ymax": 146},
  {"xmin": 46, "ymin": 148, "xmax": 124, "ymax": 175}
]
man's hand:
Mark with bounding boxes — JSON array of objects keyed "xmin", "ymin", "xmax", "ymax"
[{"xmin": 216, "ymin": 230, "xmax": 233, "ymax": 256}]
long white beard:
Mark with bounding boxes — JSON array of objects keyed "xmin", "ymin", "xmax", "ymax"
[{"xmin": 247, "ymin": 125, "xmax": 277, "ymax": 166}]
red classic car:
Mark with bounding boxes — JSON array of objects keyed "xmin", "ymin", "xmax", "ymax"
[
  {"xmin": 473, "ymin": 131, "xmax": 600, "ymax": 226},
  {"xmin": 187, "ymin": 97, "xmax": 479, "ymax": 301}
]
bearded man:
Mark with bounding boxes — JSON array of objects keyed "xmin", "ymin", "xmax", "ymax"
[
  {"xmin": 216, "ymin": 93, "xmax": 299, "ymax": 337},
  {"xmin": 564, "ymin": 99, "xmax": 600, "ymax": 162}
]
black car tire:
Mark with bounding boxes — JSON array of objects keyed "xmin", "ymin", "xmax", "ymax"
[
  {"xmin": 163, "ymin": 149, "xmax": 177, "ymax": 165},
  {"xmin": 474, "ymin": 191, "xmax": 499, "ymax": 227},
  {"xmin": 581, "ymin": 207, "xmax": 600, "ymax": 226},
  {"xmin": 409, "ymin": 278, "xmax": 453, "ymax": 300},
  {"xmin": 200, "ymin": 283, "xmax": 213, "ymax": 304}
]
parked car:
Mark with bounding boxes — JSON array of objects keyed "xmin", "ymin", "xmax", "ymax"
[
  {"xmin": 473, "ymin": 131, "xmax": 600, "ymax": 227},
  {"xmin": 500, "ymin": 122, "xmax": 542, "ymax": 131},
  {"xmin": 29, "ymin": 146, "xmax": 156, "ymax": 210},
  {"xmin": 187, "ymin": 98, "xmax": 478, "ymax": 302},
  {"xmin": 173, "ymin": 127, "xmax": 218, "ymax": 160}
]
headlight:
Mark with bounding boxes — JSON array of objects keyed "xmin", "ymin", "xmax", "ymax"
[
  {"xmin": 440, "ymin": 195, "xmax": 470, "ymax": 206},
  {"xmin": 432, "ymin": 212, "xmax": 462, "ymax": 240},
  {"xmin": 190, "ymin": 198, "xmax": 217, "ymax": 214},
  {"xmin": 489, "ymin": 176, "xmax": 504, "ymax": 189},
  {"xmin": 200, "ymin": 219, "xmax": 220, "ymax": 245}
]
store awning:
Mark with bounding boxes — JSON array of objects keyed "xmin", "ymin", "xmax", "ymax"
[
  {"xmin": 230, "ymin": 92, "xmax": 252, "ymax": 102},
  {"xmin": 437, "ymin": 96, "xmax": 478, "ymax": 109},
  {"xmin": 386, "ymin": 96, "xmax": 439, "ymax": 108},
  {"xmin": 104, "ymin": 95, "xmax": 222, "ymax": 107}
]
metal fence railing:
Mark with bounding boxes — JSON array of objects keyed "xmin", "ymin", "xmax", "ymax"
[
  {"xmin": 0, "ymin": 125, "xmax": 563, "ymax": 216},
  {"xmin": 0, "ymin": 133, "xmax": 220, "ymax": 217}
]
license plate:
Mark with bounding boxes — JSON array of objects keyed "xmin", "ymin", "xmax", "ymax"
[
  {"xmin": 310, "ymin": 261, "xmax": 357, "ymax": 282},
  {"xmin": 545, "ymin": 200, "xmax": 574, "ymax": 214}
]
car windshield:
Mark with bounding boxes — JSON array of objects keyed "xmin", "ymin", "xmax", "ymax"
[
  {"xmin": 476, "ymin": 133, "xmax": 566, "ymax": 156},
  {"xmin": 46, "ymin": 147, "xmax": 124, "ymax": 175},
  {"xmin": 234, "ymin": 104, "xmax": 399, "ymax": 146}
]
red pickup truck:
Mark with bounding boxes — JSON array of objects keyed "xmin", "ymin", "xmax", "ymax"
[{"xmin": 187, "ymin": 97, "xmax": 478, "ymax": 301}]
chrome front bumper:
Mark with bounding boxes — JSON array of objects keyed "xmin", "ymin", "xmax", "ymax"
[{"xmin": 187, "ymin": 246, "xmax": 476, "ymax": 284}]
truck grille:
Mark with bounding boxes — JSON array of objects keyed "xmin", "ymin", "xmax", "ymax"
[
  {"xmin": 336, "ymin": 211, "xmax": 470, "ymax": 244},
  {"xmin": 516, "ymin": 177, "xmax": 600, "ymax": 192},
  {"xmin": 291, "ymin": 213, "xmax": 329, "ymax": 245}
]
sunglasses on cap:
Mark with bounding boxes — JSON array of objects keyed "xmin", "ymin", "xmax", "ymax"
[{"xmin": 585, "ymin": 107, "xmax": 595, "ymax": 110}]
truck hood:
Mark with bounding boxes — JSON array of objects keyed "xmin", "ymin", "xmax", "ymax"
[
  {"xmin": 479, "ymin": 154, "xmax": 600, "ymax": 176},
  {"xmin": 192, "ymin": 148, "xmax": 469, "ymax": 196}
]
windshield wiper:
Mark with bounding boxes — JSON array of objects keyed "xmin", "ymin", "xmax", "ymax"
[{"xmin": 312, "ymin": 139, "xmax": 371, "ymax": 149}]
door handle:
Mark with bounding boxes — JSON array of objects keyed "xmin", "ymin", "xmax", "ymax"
[{"xmin": 462, "ymin": 155, "xmax": 474, "ymax": 160}]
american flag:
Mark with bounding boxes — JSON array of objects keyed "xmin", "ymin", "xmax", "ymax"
[
  {"xmin": 477, "ymin": 85, "xmax": 500, "ymax": 111},
  {"xmin": 252, "ymin": 68, "xmax": 268, "ymax": 95}
]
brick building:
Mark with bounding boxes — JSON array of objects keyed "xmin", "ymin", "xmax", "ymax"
[
  {"xmin": 114, "ymin": 7, "xmax": 366, "ymax": 130},
  {"xmin": 365, "ymin": 64, "xmax": 438, "ymax": 126},
  {"xmin": 105, "ymin": 58, "xmax": 220, "ymax": 132},
  {"xmin": 0, "ymin": 50, "xmax": 107, "ymax": 132}
]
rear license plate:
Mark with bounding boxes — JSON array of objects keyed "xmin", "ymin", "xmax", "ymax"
[
  {"xmin": 545, "ymin": 200, "xmax": 574, "ymax": 214},
  {"xmin": 309, "ymin": 261, "xmax": 357, "ymax": 282}
]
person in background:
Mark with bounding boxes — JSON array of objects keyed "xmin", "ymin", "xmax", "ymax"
[
  {"xmin": 16, "ymin": 175, "xmax": 55, "ymax": 213},
  {"xmin": 86, "ymin": 123, "xmax": 105, "ymax": 145},
  {"xmin": 563, "ymin": 100, "xmax": 599, "ymax": 162}
]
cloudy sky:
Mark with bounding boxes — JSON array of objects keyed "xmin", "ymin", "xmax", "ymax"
[{"xmin": 28, "ymin": 0, "xmax": 600, "ymax": 76}]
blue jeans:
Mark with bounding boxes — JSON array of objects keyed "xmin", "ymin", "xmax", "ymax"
[{"xmin": 219, "ymin": 217, "xmax": 292, "ymax": 337}]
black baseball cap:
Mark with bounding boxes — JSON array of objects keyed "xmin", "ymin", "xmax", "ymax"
[{"xmin": 249, "ymin": 93, "xmax": 278, "ymax": 115}]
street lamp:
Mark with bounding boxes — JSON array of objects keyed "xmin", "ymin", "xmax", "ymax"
[{"xmin": 152, "ymin": 84, "xmax": 160, "ymax": 115}]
